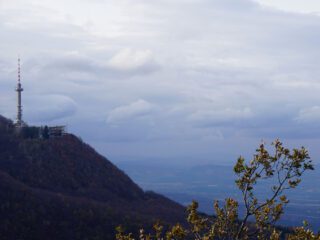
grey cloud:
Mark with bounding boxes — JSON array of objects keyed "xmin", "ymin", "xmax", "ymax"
[
  {"xmin": 1, "ymin": 0, "xmax": 320, "ymax": 163},
  {"xmin": 107, "ymin": 99, "xmax": 155, "ymax": 124},
  {"xmin": 24, "ymin": 95, "xmax": 77, "ymax": 123},
  {"xmin": 107, "ymin": 48, "xmax": 159, "ymax": 73},
  {"xmin": 32, "ymin": 51, "xmax": 160, "ymax": 84},
  {"xmin": 295, "ymin": 106, "xmax": 320, "ymax": 124},
  {"xmin": 188, "ymin": 107, "xmax": 254, "ymax": 127}
]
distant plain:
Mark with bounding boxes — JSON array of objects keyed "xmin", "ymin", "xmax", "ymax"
[{"xmin": 119, "ymin": 161, "xmax": 320, "ymax": 230}]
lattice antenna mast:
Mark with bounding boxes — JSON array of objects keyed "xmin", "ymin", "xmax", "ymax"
[{"xmin": 16, "ymin": 57, "xmax": 24, "ymax": 127}]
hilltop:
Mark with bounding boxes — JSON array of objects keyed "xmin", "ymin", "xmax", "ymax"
[{"xmin": 0, "ymin": 115, "xmax": 186, "ymax": 240}]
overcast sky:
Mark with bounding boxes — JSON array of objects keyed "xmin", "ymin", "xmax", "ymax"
[{"xmin": 1, "ymin": 0, "xmax": 320, "ymax": 165}]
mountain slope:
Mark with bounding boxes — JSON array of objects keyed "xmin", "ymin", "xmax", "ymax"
[{"xmin": 0, "ymin": 115, "xmax": 186, "ymax": 240}]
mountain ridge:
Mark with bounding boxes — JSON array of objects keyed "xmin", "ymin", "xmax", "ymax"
[{"xmin": 0, "ymin": 115, "xmax": 186, "ymax": 240}]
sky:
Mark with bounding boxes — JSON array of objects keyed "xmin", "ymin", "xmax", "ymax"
[{"xmin": 1, "ymin": 0, "xmax": 320, "ymax": 165}]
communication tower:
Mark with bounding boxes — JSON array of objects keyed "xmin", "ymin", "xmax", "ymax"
[{"xmin": 15, "ymin": 57, "xmax": 24, "ymax": 128}]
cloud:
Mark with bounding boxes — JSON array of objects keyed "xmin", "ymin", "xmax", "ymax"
[
  {"xmin": 107, "ymin": 48, "xmax": 158, "ymax": 73},
  {"xmin": 253, "ymin": 0, "xmax": 320, "ymax": 14},
  {"xmin": 27, "ymin": 52, "xmax": 159, "ymax": 85},
  {"xmin": 1, "ymin": 0, "xmax": 320, "ymax": 163},
  {"xmin": 189, "ymin": 107, "xmax": 254, "ymax": 127},
  {"xmin": 295, "ymin": 106, "xmax": 320, "ymax": 124},
  {"xmin": 107, "ymin": 99, "xmax": 155, "ymax": 124},
  {"xmin": 43, "ymin": 55, "xmax": 98, "ymax": 74},
  {"xmin": 24, "ymin": 95, "xmax": 77, "ymax": 123}
]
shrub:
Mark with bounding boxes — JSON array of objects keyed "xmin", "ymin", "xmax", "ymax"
[{"xmin": 116, "ymin": 140, "xmax": 319, "ymax": 240}]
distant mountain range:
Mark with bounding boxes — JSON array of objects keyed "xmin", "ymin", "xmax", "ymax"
[{"xmin": 0, "ymin": 115, "xmax": 186, "ymax": 240}]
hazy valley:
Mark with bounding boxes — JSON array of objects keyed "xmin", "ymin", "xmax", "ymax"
[{"xmin": 119, "ymin": 161, "xmax": 320, "ymax": 230}]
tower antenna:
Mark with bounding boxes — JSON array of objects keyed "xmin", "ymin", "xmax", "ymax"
[{"xmin": 15, "ymin": 57, "xmax": 24, "ymax": 128}]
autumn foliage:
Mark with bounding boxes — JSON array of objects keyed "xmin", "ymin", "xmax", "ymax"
[{"xmin": 116, "ymin": 140, "xmax": 319, "ymax": 240}]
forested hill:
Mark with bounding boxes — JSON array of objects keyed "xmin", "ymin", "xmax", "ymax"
[{"xmin": 0, "ymin": 115, "xmax": 186, "ymax": 240}]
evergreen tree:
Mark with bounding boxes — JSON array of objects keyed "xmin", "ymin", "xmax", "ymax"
[{"xmin": 42, "ymin": 126, "xmax": 49, "ymax": 139}]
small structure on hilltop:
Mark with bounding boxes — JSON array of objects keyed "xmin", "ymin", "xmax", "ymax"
[
  {"xmin": 44, "ymin": 125, "xmax": 67, "ymax": 138},
  {"xmin": 14, "ymin": 58, "xmax": 67, "ymax": 139},
  {"xmin": 48, "ymin": 126, "xmax": 66, "ymax": 137}
]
